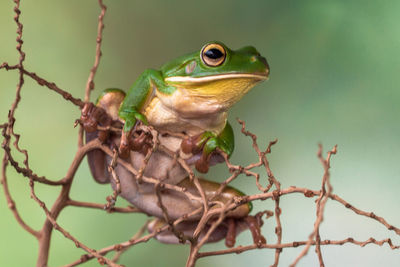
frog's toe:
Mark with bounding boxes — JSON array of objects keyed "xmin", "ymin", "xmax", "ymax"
[
  {"xmin": 194, "ymin": 148, "xmax": 225, "ymax": 174},
  {"xmin": 181, "ymin": 133, "xmax": 205, "ymax": 154},
  {"xmin": 81, "ymin": 101, "xmax": 113, "ymax": 143},
  {"xmin": 195, "ymin": 152, "xmax": 211, "ymax": 173},
  {"xmin": 119, "ymin": 131, "xmax": 131, "ymax": 158},
  {"xmin": 80, "ymin": 103, "xmax": 99, "ymax": 132},
  {"xmin": 244, "ymin": 215, "xmax": 267, "ymax": 246}
]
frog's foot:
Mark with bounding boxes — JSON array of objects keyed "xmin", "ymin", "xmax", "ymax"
[
  {"xmin": 223, "ymin": 215, "xmax": 266, "ymax": 247},
  {"xmin": 243, "ymin": 214, "xmax": 266, "ymax": 246},
  {"xmin": 80, "ymin": 102, "xmax": 111, "ymax": 142},
  {"xmin": 130, "ymin": 131, "xmax": 153, "ymax": 154},
  {"xmin": 118, "ymin": 110, "xmax": 149, "ymax": 158},
  {"xmin": 119, "ymin": 128, "xmax": 153, "ymax": 158},
  {"xmin": 181, "ymin": 132, "xmax": 226, "ymax": 173}
]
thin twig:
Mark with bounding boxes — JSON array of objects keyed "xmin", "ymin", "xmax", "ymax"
[
  {"xmin": 66, "ymin": 199, "xmax": 140, "ymax": 213},
  {"xmin": 112, "ymin": 221, "xmax": 150, "ymax": 262},
  {"xmin": 29, "ymin": 179, "xmax": 122, "ymax": 267},
  {"xmin": 84, "ymin": 0, "xmax": 107, "ymax": 102},
  {"xmin": 197, "ymin": 237, "xmax": 400, "ymax": 258},
  {"xmin": 1, "ymin": 154, "xmax": 40, "ymax": 238},
  {"xmin": 289, "ymin": 145, "xmax": 337, "ymax": 267}
]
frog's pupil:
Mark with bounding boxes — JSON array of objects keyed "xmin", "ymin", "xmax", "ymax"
[{"xmin": 205, "ymin": 48, "xmax": 223, "ymax": 59}]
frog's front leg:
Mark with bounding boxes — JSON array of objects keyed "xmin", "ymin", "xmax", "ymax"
[
  {"xmin": 181, "ymin": 122, "xmax": 234, "ymax": 173},
  {"xmin": 118, "ymin": 69, "xmax": 175, "ymax": 157},
  {"xmin": 83, "ymin": 89, "xmax": 126, "ymax": 183}
]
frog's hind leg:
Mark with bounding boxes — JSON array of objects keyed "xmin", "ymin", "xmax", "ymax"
[
  {"xmin": 177, "ymin": 177, "xmax": 252, "ymax": 218},
  {"xmin": 147, "ymin": 217, "xmax": 249, "ymax": 246},
  {"xmin": 86, "ymin": 131, "xmax": 110, "ymax": 184},
  {"xmin": 85, "ymin": 88, "xmax": 126, "ymax": 184},
  {"xmin": 145, "ymin": 177, "xmax": 259, "ymax": 247}
]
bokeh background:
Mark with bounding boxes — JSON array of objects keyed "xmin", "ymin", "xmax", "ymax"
[{"xmin": 1, "ymin": 0, "xmax": 399, "ymax": 266}]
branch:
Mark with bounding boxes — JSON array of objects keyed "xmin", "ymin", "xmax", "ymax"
[
  {"xmin": 66, "ymin": 199, "xmax": 141, "ymax": 213},
  {"xmin": 1, "ymin": 154, "xmax": 40, "ymax": 238},
  {"xmin": 84, "ymin": 0, "xmax": 107, "ymax": 102},
  {"xmin": 197, "ymin": 237, "xmax": 400, "ymax": 258}
]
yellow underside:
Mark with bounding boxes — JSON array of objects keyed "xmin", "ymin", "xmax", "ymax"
[{"xmin": 171, "ymin": 77, "xmax": 262, "ymax": 109}]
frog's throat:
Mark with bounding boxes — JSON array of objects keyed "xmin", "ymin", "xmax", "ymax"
[{"xmin": 164, "ymin": 73, "xmax": 268, "ymax": 84}]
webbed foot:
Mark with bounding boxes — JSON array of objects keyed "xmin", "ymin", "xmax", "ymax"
[
  {"xmin": 244, "ymin": 215, "xmax": 266, "ymax": 246},
  {"xmin": 224, "ymin": 215, "xmax": 266, "ymax": 247},
  {"xmin": 118, "ymin": 110, "xmax": 148, "ymax": 158},
  {"xmin": 80, "ymin": 102, "xmax": 111, "ymax": 142},
  {"xmin": 181, "ymin": 132, "xmax": 228, "ymax": 173}
]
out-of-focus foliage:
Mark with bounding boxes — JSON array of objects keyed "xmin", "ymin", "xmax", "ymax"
[{"xmin": 0, "ymin": 0, "xmax": 399, "ymax": 266}]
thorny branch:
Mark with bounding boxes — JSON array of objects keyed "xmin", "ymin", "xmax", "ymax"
[{"xmin": 1, "ymin": 1, "xmax": 399, "ymax": 267}]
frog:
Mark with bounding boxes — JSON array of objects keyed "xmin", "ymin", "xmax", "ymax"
[{"xmin": 81, "ymin": 41, "xmax": 270, "ymax": 247}]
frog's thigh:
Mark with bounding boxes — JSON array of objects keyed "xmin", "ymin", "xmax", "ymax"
[
  {"xmin": 148, "ymin": 218, "xmax": 229, "ymax": 244},
  {"xmin": 86, "ymin": 131, "xmax": 110, "ymax": 184},
  {"xmin": 114, "ymin": 175, "xmax": 250, "ymax": 221},
  {"xmin": 96, "ymin": 88, "xmax": 126, "ymax": 120},
  {"xmin": 178, "ymin": 177, "xmax": 251, "ymax": 218},
  {"xmin": 147, "ymin": 216, "xmax": 250, "ymax": 245},
  {"xmin": 86, "ymin": 89, "xmax": 126, "ymax": 184}
]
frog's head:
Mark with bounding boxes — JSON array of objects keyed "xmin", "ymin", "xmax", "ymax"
[{"xmin": 161, "ymin": 41, "xmax": 269, "ymax": 109}]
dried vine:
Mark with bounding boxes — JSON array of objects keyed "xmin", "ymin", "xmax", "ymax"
[{"xmin": 1, "ymin": 1, "xmax": 399, "ymax": 267}]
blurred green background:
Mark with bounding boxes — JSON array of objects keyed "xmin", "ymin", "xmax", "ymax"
[{"xmin": 1, "ymin": 0, "xmax": 399, "ymax": 266}]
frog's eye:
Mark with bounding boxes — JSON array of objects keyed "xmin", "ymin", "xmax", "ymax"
[{"xmin": 201, "ymin": 43, "xmax": 226, "ymax": 67}]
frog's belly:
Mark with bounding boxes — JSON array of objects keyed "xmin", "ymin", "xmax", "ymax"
[
  {"xmin": 131, "ymin": 134, "xmax": 190, "ymax": 185},
  {"xmin": 143, "ymin": 97, "xmax": 227, "ymax": 136},
  {"xmin": 107, "ymin": 133, "xmax": 203, "ymax": 220}
]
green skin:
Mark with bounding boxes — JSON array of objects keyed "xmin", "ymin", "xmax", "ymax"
[{"xmin": 117, "ymin": 41, "xmax": 269, "ymax": 158}]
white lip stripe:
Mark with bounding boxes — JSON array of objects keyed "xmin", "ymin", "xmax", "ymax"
[{"xmin": 165, "ymin": 73, "xmax": 268, "ymax": 83}]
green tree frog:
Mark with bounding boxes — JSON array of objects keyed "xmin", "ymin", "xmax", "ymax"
[{"xmin": 82, "ymin": 41, "xmax": 269, "ymax": 246}]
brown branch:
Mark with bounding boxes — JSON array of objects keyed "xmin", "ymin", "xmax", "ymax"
[
  {"xmin": 30, "ymin": 179, "xmax": 121, "ymax": 267},
  {"xmin": 6, "ymin": 0, "xmax": 31, "ymax": 176},
  {"xmin": 79, "ymin": 0, "xmax": 107, "ymax": 148},
  {"xmin": 155, "ymin": 182, "xmax": 194, "ymax": 244},
  {"xmin": 104, "ymin": 148, "xmax": 121, "ymax": 210},
  {"xmin": 34, "ymin": 142, "xmax": 116, "ymax": 266},
  {"xmin": 1, "ymin": 62, "xmax": 84, "ymax": 108},
  {"xmin": 1, "ymin": 154, "xmax": 40, "ymax": 238},
  {"xmin": 84, "ymin": 0, "xmax": 107, "ymax": 102},
  {"xmin": 0, "ymin": 0, "xmax": 40, "ymax": 241},
  {"xmin": 97, "ymin": 141, "xmax": 202, "ymax": 203},
  {"xmin": 13, "ymin": 0, "xmax": 25, "ymax": 67},
  {"xmin": 197, "ymin": 237, "xmax": 400, "ymax": 258},
  {"xmin": 1, "ymin": 124, "xmax": 65, "ymax": 185},
  {"xmin": 186, "ymin": 200, "xmax": 232, "ymax": 267},
  {"xmin": 111, "ymin": 221, "xmax": 150, "ymax": 263},
  {"xmin": 22, "ymin": 68, "xmax": 85, "ymax": 107},
  {"xmin": 329, "ymin": 193, "xmax": 400, "ymax": 236},
  {"xmin": 289, "ymin": 145, "xmax": 337, "ymax": 267},
  {"xmin": 66, "ymin": 199, "xmax": 141, "ymax": 213},
  {"xmin": 64, "ymin": 207, "xmax": 204, "ymax": 267},
  {"xmin": 135, "ymin": 126, "xmax": 159, "ymax": 183}
]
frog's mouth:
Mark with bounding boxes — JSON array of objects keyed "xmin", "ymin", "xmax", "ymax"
[
  {"xmin": 165, "ymin": 72, "xmax": 269, "ymax": 109},
  {"xmin": 165, "ymin": 72, "xmax": 268, "ymax": 84}
]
